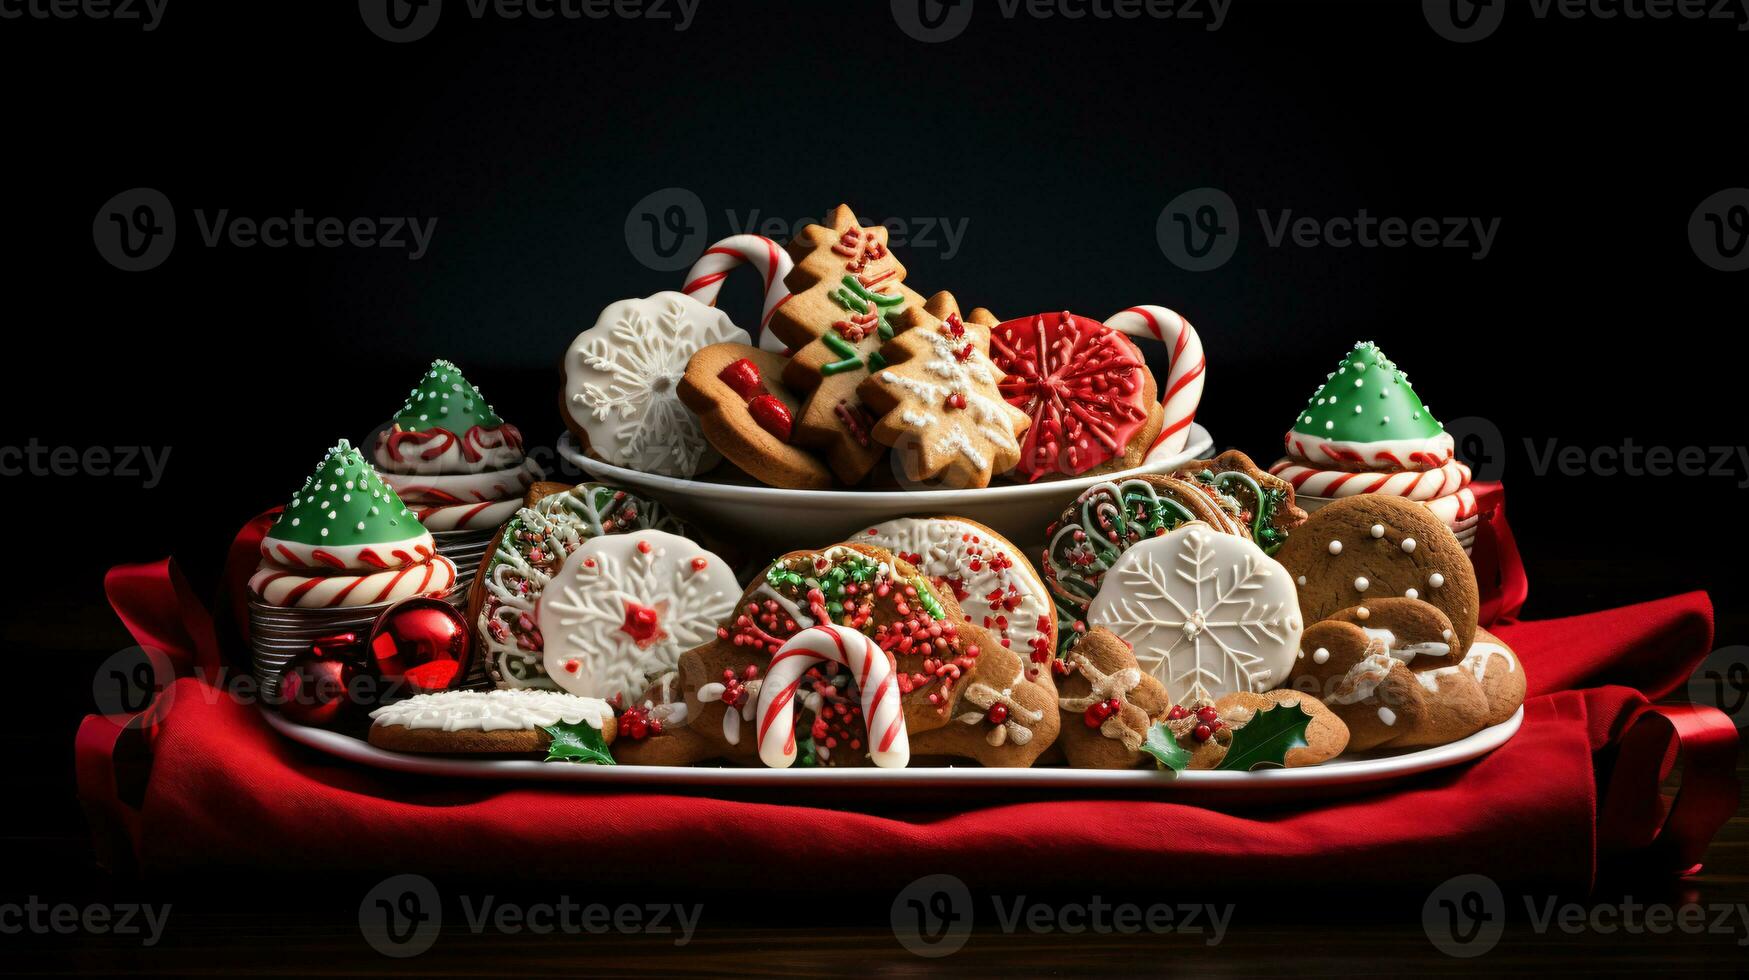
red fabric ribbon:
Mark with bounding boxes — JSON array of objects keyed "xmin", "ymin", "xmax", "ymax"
[{"xmin": 76, "ymin": 493, "xmax": 1739, "ymax": 887}]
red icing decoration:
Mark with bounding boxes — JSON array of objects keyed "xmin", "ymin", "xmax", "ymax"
[
  {"xmin": 990, "ymin": 312, "xmax": 1151, "ymax": 481},
  {"xmin": 717, "ymin": 358, "xmax": 765, "ymax": 399},
  {"xmin": 618, "ymin": 600, "xmax": 667, "ymax": 649},
  {"xmin": 747, "ymin": 394, "xmax": 794, "ymax": 443}
]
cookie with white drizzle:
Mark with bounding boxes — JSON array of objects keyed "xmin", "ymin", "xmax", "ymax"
[
  {"xmin": 469, "ymin": 482, "xmax": 685, "ymax": 689},
  {"xmin": 367, "ymin": 689, "xmax": 617, "ymax": 755},
  {"xmin": 858, "ymin": 515, "xmax": 1057, "ymax": 679},
  {"xmin": 1274, "ymin": 494, "xmax": 1479, "ymax": 657},
  {"xmin": 1170, "ymin": 449, "xmax": 1308, "ymax": 555},
  {"xmin": 1041, "ymin": 474, "xmax": 1243, "ymax": 659}
]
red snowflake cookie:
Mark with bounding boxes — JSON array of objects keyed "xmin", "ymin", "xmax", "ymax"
[{"xmin": 990, "ymin": 312, "xmax": 1152, "ymax": 480}]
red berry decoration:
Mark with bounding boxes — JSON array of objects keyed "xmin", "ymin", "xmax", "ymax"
[
  {"xmin": 747, "ymin": 394, "xmax": 794, "ymax": 442},
  {"xmin": 1167, "ymin": 704, "xmax": 1190, "ymax": 721},
  {"xmin": 367, "ymin": 596, "xmax": 473, "ymax": 694},
  {"xmin": 1196, "ymin": 705, "xmax": 1220, "ymax": 724},
  {"xmin": 716, "ymin": 358, "xmax": 765, "ymax": 399},
  {"xmin": 986, "ymin": 703, "xmax": 1009, "ymax": 725},
  {"xmin": 1194, "ymin": 723, "xmax": 1213, "ymax": 742}
]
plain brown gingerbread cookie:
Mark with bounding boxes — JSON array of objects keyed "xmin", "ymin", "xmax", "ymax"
[
  {"xmin": 1210, "ymin": 690, "xmax": 1350, "ymax": 768},
  {"xmin": 1466, "ymin": 628, "xmax": 1526, "ymax": 727},
  {"xmin": 679, "ymin": 342, "xmax": 834, "ymax": 490},
  {"xmin": 1275, "ymin": 495, "xmax": 1478, "ymax": 655}
]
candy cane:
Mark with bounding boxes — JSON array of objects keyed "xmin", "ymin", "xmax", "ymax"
[
  {"xmin": 681, "ymin": 234, "xmax": 794, "ymax": 352},
  {"xmin": 755, "ymin": 624, "xmax": 909, "ymax": 769},
  {"xmin": 1105, "ymin": 305, "xmax": 1206, "ymax": 463}
]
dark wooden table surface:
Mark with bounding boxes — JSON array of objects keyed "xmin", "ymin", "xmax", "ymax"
[{"xmin": 4, "ymin": 561, "xmax": 1743, "ymax": 975}]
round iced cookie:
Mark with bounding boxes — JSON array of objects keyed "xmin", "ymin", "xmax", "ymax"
[
  {"xmin": 474, "ymin": 484, "xmax": 684, "ymax": 689},
  {"xmin": 368, "ymin": 689, "xmax": 617, "ymax": 755},
  {"xmin": 375, "ymin": 359, "xmax": 527, "ymax": 476},
  {"xmin": 1042, "ymin": 475, "xmax": 1241, "ymax": 651},
  {"xmin": 1283, "ymin": 341, "xmax": 1454, "ymax": 472},
  {"xmin": 539, "ymin": 529, "xmax": 740, "ymax": 702},
  {"xmin": 1085, "ymin": 522, "xmax": 1304, "ymax": 703},
  {"xmin": 562, "ymin": 291, "xmax": 751, "ymax": 477},
  {"xmin": 1274, "ymin": 495, "xmax": 1479, "ymax": 656},
  {"xmin": 858, "ymin": 516, "xmax": 1056, "ymax": 672},
  {"xmin": 988, "ymin": 311, "xmax": 1159, "ymax": 480},
  {"xmin": 259, "ymin": 440, "xmax": 434, "ymax": 572}
]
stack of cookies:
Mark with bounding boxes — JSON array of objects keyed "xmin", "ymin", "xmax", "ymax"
[
  {"xmin": 373, "ymin": 359, "xmax": 543, "ymax": 594},
  {"xmin": 1270, "ymin": 342, "xmax": 1480, "ymax": 552}
]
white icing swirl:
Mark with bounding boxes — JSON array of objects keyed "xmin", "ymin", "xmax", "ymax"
[{"xmin": 369, "ymin": 689, "xmax": 613, "ymax": 732}]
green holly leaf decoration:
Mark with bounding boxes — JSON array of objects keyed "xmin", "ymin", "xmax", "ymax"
[
  {"xmin": 541, "ymin": 720, "xmax": 616, "ymax": 765},
  {"xmin": 1140, "ymin": 722, "xmax": 1192, "ymax": 773},
  {"xmin": 1216, "ymin": 701, "xmax": 1314, "ymax": 771}
]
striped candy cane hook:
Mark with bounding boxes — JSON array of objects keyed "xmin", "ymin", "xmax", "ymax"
[
  {"xmin": 681, "ymin": 235, "xmax": 794, "ymax": 352},
  {"xmin": 1105, "ymin": 305, "xmax": 1207, "ymax": 463},
  {"xmin": 755, "ymin": 624, "xmax": 909, "ymax": 769}
]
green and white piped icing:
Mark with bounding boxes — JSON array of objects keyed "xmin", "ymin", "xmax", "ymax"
[
  {"xmin": 1283, "ymin": 342, "xmax": 1454, "ymax": 471},
  {"xmin": 260, "ymin": 440, "xmax": 434, "ymax": 571},
  {"xmin": 392, "ymin": 359, "xmax": 504, "ymax": 433}
]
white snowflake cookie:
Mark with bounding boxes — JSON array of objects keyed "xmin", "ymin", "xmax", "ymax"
[
  {"xmin": 563, "ymin": 291, "xmax": 750, "ymax": 477},
  {"xmin": 538, "ymin": 529, "xmax": 740, "ymax": 702},
  {"xmin": 1085, "ymin": 521, "xmax": 1303, "ymax": 703}
]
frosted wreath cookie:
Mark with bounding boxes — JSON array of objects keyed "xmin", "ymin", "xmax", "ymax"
[
  {"xmin": 989, "ymin": 311, "xmax": 1161, "ymax": 481},
  {"xmin": 537, "ymin": 529, "xmax": 740, "ymax": 703},
  {"xmin": 250, "ymin": 441, "xmax": 457, "ymax": 608},
  {"xmin": 373, "ymin": 359, "xmax": 542, "ymax": 531},
  {"xmin": 1084, "ymin": 522, "xmax": 1304, "ymax": 704},
  {"xmin": 469, "ymin": 482, "xmax": 685, "ymax": 689},
  {"xmin": 1271, "ymin": 341, "xmax": 1478, "ymax": 549},
  {"xmin": 767, "ymin": 204, "xmax": 930, "ymax": 485},
  {"xmin": 614, "ymin": 542, "xmax": 1058, "ymax": 768},
  {"xmin": 857, "ymin": 515, "xmax": 1057, "ymax": 678},
  {"xmin": 562, "ymin": 290, "xmax": 750, "ymax": 477},
  {"xmin": 1170, "ymin": 450, "xmax": 1308, "ymax": 555},
  {"xmin": 1274, "ymin": 494, "xmax": 1480, "ymax": 656},
  {"xmin": 858, "ymin": 292, "xmax": 1032, "ymax": 489},
  {"xmin": 679, "ymin": 343, "xmax": 833, "ymax": 489},
  {"xmin": 367, "ymin": 689, "xmax": 617, "ymax": 757},
  {"xmin": 1041, "ymin": 474, "xmax": 1248, "ymax": 657}
]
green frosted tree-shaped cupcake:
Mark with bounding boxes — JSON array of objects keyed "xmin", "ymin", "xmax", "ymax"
[
  {"xmin": 374, "ymin": 358, "xmax": 528, "ymax": 476},
  {"xmin": 1283, "ymin": 342, "xmax": 1453, "ymax": 472},
  {"xmin": 260, "ymin": 440, "xmax": 435, "ymax": 571}
]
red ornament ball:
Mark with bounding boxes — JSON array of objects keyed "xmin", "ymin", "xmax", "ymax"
[
  {"xmin": 277, "ymin": 652, "xmax": 363, "ymax": 729},
  {"xmin": 368, "ymin": 596, "xmax": 472, "ymax": 694}
]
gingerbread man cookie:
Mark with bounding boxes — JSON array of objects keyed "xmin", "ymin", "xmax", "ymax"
[
  {"xmin": 1054, "ymin": 627, "xmax": 1173, "ymax": 769},
  {"xmin": 679, "ymin": 342, "xmax": 833, "ymax": 490},
  {"xmin": 858, "ymin": 293, "xmax": 1032, "ymax": 489},
  {"xmin": 538, "ymin": 529, "xmax": 740, "ymax": 703},
  {"xmin": 857, "ymin": 515, "xmax": 1057, "ymax": 677},
  {"xmin": 563, "ymin": 291, "xmax": 750, "ymax": 477},
  {"xmin": 1274, "ymin": 494, "xmax": 1479, "ymax": 655},
  {"xmin": 909, "ymin": 637, "xmax": 1060, "ymax": 767},
  {"xmin": 769, "ymin": 205, "xmax": 929, "ymax": 485},
  {"xmin": 1084, "ymin": 522, "xmax": 1303, "ymax": 703},
  {"xmin": 989, "ymin": 311, "xmax": 1162, "ymax": 481}
]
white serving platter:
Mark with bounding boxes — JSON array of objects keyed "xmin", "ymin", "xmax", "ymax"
[
  {"xmin": 263, "ymin": 705, "xmax": 1520, "ymax": 799},
  {"xmin": 554, "ymin": 425, "xmax": 1216, "ymax": 552}
]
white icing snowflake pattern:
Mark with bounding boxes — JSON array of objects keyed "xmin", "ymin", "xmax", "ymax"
[
  {"xmin": 874, "ymin": 314, "xmax": 1025, "ymax": 481},
  {"xmin": 565, "ymin": 291, "xmax": 749, "ymax": 477},
  {"xmin": 538, "ymin": 530, "xmax": 740, "ymax": 702},
  {"xmin": 1086, "ymin": 525, "xmax": 1303, "ymax": 702}
]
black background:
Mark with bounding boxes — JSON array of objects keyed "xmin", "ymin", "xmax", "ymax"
[{"xmin": 2, "ymin": 0, "xmax": 1745, "ymax": 942}]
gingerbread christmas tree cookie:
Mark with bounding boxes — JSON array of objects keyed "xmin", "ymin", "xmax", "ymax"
[
  {"xmin": 261, "ymin": 440, "xmax": 433, "ymax": 571},
  {"xmin": 1284, "ymin": 341, "xmax": 1454, "ymax": 472},
  {"xmin": 857, "ymin": 293, "xmax": 1031, "ymax": 488},
  {"xmin": 769, "ymin": 205, "xmax": 929, "ymax": 485}
]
